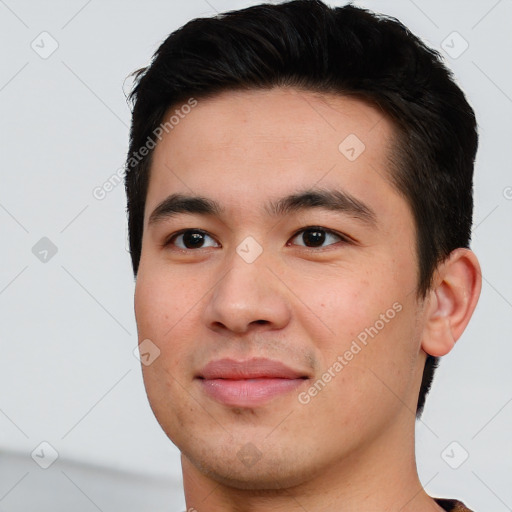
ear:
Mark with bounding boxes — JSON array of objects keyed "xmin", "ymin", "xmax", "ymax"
[{"xmin": 421, "ymin": 248, "xmax": 482, "ymax": 357}]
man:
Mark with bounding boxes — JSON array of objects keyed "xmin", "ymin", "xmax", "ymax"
[{"xmin": 125, "ymin": 1, "xmax": 481, "ymax": 510}]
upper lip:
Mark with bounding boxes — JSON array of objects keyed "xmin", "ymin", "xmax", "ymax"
[{"xmin": 197, "ymin": 357, "xmax": 309, "ymax": 380}]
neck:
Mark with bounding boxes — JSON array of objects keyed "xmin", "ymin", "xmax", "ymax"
[{"xmin": 181, "ymin": 416, "xmax": 443, "ymax": 512}]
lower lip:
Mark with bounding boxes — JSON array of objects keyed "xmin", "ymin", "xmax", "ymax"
[{"xmin": 199, "ymin": 378, "xmax": 306, "ymax": 407}]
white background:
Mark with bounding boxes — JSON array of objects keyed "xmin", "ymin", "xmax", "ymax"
[{"xmin": 0, "ymin": 0, "xmax": 511, "ymax": 510}]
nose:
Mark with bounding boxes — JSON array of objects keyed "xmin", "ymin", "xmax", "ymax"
[{"xmin": 202, "ymin": 248, "xmax": 292, "ymax": 335}]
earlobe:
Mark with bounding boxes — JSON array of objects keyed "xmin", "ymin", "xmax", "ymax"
[{"xmin": 421, "ymin": 248, "xmax": 482, "ymax": 358}]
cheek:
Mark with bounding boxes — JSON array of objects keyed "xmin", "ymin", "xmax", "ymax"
[
  {"xmin": 134, "ymin": 267, "xmax": 203, "ymax": 383},
  {"xmin": 292, "ymin": 268, "xmax": 398, "ymax": 341},
  {"xmin": 134, "ymin": 273, "xmax": 169, "ymax": 341},
  {"xmin": 134, "ymin": 270, "xmax": 200, "ymax": 423},
  {"xmin": 291, "ymin": 264, "xmax": 420, "ymax": 392},
  {"xmin": 135, "ymin": 263, "xmax": 200, "ymax": 336}
]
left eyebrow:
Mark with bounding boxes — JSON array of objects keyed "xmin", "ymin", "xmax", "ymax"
[
  {"xmin": 147, "ymin": 188, "xmax": 377, "ymax": 227},
  {"xmin": 264, "ymin": 188, "xmax": 377, "ymax": 226}
]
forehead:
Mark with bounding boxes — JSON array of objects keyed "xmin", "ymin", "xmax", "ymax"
[{"xmin": 145, "ymin": 87, "xmax": 401, "ymax": 225}]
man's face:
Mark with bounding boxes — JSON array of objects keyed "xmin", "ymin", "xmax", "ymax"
[{"xmin": 134, "ymin": 88, "xmax": 428, "ymax": 488}]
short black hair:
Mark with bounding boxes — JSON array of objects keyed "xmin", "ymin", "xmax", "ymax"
[{"xmin": 124, "ymin": 0, "xmax": 478, "ymax": 417}]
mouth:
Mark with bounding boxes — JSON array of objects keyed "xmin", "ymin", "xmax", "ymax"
[{"xmin": 196, "ymin": 357, "xmax": 310, "ymax": 407}]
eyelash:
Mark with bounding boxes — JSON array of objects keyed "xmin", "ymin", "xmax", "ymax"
[{"xmin": 162, "ymin": 226, "xmax": 352, "ymax": 251}]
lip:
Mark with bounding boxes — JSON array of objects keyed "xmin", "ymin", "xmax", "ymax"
[{"xmin": 197, "ymin": 357, "xmax": 310, "ymax": 407}]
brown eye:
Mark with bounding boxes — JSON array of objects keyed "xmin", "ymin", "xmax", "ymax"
[
  {"xmin": 289, "ymin": 227, "xmax": 345, "ymax": 248},
  {"xmin": 167, "ymin": 230, "xmax": 220, "ymax": 249},
  {"xmin": 182, "ymin": 231, "xmax": 206, "ymax": 248},
  {"xmin": 301, "ymin": 229, "xmax": 326, "ymax": 247}
]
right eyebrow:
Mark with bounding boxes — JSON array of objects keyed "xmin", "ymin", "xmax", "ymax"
[{"xmin": 147, "ymin": 193, "xmax": 223, "ymax": 227}]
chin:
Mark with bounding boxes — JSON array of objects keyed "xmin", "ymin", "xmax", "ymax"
[
  {"xmin": 184, "ymin": 448, "xmax": 314, "ymax": 491},
  {"xmin": 170, "ymin": 423, "xmax": 320, "ymax": 491}
]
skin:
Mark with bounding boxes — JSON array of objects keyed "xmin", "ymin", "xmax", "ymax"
[{"xmin": 134, "ymin": 87, "xmax": 481, "ymax": 511}]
